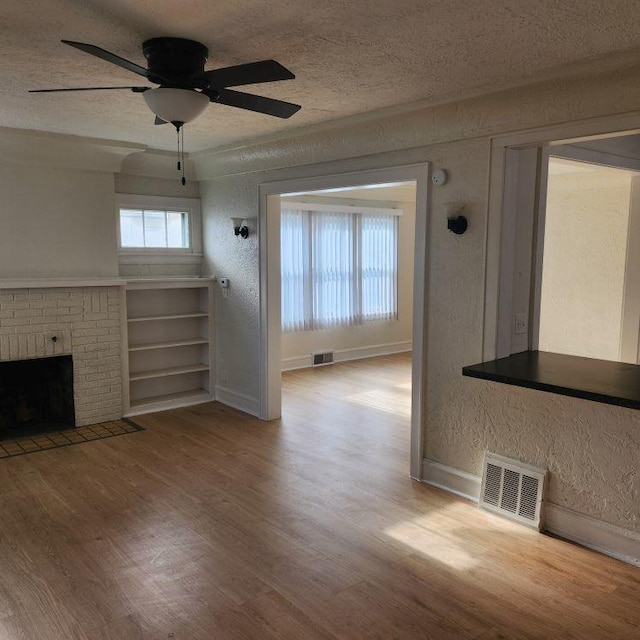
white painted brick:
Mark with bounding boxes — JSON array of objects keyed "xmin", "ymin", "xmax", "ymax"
[
  {"xmin": 14, "ymin": 293, "xmax": 43, "ymax": 301},
  {"xmin": 0, "ymin": 285, "xmax": 123, "ymax": 426},
  {"xmin": 72, "ymin": 321, "xmax": 98, "ymax": 330},
  {"xmin": 9, "ymin": 335, "xmax": 19, "ymax": 359},
  {"xmin": 14, "ymin": 308, "xmax": 42, "ymax": 318}
]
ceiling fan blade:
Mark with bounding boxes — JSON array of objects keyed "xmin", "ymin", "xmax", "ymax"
[
  {"xmin": 209, "ymin": 88, "xmax": 300, "ymax": 119},
  {"xmin": 61, "ymin": 40, "xmax": 168, "ymax": 84},
  {"xmin": 154, "ymin": 116, "xmax": 168, "ymax": 125},
  {"xmin": 29, "ymin": 86, "xmax": 150, "ymax": 93},
  {"xmin": 204, "ymin": 60, "xmax": 294, "ymax": 88}
]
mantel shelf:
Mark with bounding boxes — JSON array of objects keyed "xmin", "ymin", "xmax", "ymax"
[{"xmin": 463, "ymin": 350, "xmax": 640, "ymax": 410}]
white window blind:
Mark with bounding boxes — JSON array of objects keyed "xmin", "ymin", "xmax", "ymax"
[{"xmin": 281, "ymin": 205, "xmax": 398, "ymax": 332}]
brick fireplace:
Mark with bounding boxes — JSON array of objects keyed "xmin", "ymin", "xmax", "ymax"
[{"xmin": 0, "ymin": 286, "xmax": 123, "ymax": 427}]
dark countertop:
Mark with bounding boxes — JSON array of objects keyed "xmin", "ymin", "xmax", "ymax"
[{"xmin": 462, "ymin": 350, "xmax": 640, "ymax": 410}]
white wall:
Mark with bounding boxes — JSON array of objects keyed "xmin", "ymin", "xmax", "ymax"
[
  {"xmin": 539, "ymin": 163, "xmax": 633, "ymax": 361},
  {"xmin": 280, "ymin": 191, "xmax": 415, "ymax": 368},
  {"xmin": 0, "ymin": 163, "xmax": 118, "ymax": 279},
  {"xmin": 197, "ymin": 61, "xmax": 640, "ymax": 536}
]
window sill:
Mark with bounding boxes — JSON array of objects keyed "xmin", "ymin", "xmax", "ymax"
[
  {"xmin": 118, "ymin": 252, "xmax": 203, "ymax": 265},
  {"xmin": 462, "ymin": 350, "xmax": 640, "ymax": 410}
]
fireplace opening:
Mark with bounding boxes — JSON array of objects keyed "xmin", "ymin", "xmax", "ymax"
[{"xmin": 0, "ymin": 355, "xmax": 75, "ymax": 439}]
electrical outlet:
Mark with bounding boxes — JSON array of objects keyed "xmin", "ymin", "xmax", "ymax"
[
  {"xmin": 219, "ymin": 368, "xmax": 228, "ymax": 383},
  {"xmin": 514, "ymin": 313, "xmax": 527, "ymax": 335}
]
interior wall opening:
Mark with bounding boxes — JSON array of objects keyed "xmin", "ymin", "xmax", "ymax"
[{"xmin": 277, "ymin": 180, "xmax": 417, "ymax": 462}]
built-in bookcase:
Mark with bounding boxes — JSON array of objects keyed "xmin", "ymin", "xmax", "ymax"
[{"xmin": 124, "ymin": 279, "xmax": 213, "ymax": 415}]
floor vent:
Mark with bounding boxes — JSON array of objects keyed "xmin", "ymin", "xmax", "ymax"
[
  {"xmin": 312, "ymin": 351, "xmax": 335, "ymax": 366},
  {"xmin": 479, "ymin": 452, "xmax": 546, "ymax": 530}
]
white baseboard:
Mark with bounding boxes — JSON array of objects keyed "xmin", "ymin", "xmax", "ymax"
[
  {"xmin": 421, "ymin": 458, "xmax": 640, "ymax": 567},
  {"xmin": 422, "ymin": 458, "xmax": 481, "ymax": 502},
  {"xmin": 214, "ymin": 385, "xmax": 260, "ymax": 417},
  {"xmin": 282, "ymin": 341, "xmax": 412, "ymax": 371},
  {"xmin": 545, "ymin": 503, "xmax": 640, "ymax": 567}
]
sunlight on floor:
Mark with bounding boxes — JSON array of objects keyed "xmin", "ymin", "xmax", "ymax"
[
  {"xmin": 383, "ymin": 503, "xmax": 482, "ymax": 570},
  {"xmin": 346, "ymin": 388, "xmax": 411, "ymax": 418}
]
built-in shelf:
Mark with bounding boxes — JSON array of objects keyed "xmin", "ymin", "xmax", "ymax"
[
  {"xmin": 129, "ymin": 364, "xmax": 210, "ymax": 381},
  {"xmin": 128, "ymin": 312, "xmax": 209, "ymax": 323},
  {"xmin": 124, "ymin": 280, "xmax": 213, "ymax": 415},
  {"xmin": 463, "ymin": 350, "xmax": 640, "ymax": 410},
  {"xmin": 128, "ymin": 338, "xmax": 209, "ymax": 352},
  {"xmin": 128, "ymin": 389, "xmax": 211, "ymax": 415}
]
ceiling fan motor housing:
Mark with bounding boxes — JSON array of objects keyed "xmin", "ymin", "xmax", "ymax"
[{"xmin": 142, "ymin": 38, "xmax": 209, "ymax": 88}]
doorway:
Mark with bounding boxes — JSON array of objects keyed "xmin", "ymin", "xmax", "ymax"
[{"xmin": 258, "ymin": 164, "xmax": 430, "ymax": 479}]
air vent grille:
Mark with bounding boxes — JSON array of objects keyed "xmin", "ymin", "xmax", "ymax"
[
  {"xmin": 479, "ymin": 453, "xmax": 546, "ymax": 530},
  {"xmin": 312, "ymin": 351, "xmax": 334, "ymax": 366}
]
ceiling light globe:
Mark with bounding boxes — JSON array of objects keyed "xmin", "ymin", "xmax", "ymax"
[{"xmin": 143, "ymin": 88, "xmax": 209, "ymax": 124}]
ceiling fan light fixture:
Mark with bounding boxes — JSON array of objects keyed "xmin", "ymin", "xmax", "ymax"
[{"xmin": 143, "ymin": 87, "xmax": 208, "ymax": 125}]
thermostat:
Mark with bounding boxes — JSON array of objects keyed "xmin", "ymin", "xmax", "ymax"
[{"xmin": 431, "ymin": 169, "xmax": 447, "ymax": 186}]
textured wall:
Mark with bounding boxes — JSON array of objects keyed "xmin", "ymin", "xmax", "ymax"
[
  {"xmin": 198, "ymin": 64, "xmax": 640, "ymax": 533},
  {"xmin": 539, "ymin": 165, "xmax": 632, "ymax": 360}
]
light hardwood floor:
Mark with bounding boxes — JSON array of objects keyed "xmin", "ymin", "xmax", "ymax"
[{"xmin": 0, "ymin": 353, "xmax": 638, "ymax": 639}]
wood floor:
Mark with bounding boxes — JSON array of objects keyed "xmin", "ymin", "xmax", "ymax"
[{"xmin": 0, "ymin": 353, "xmax": 638, "ymax": 639}]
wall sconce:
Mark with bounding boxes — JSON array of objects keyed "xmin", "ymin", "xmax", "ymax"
[
  {"xmin": 446, "ymin": 203, "xmax": 468, "ymax": 235},
  {"xmin": 231, "ymin": 217, "xmax": 249, "ymax": 239}
]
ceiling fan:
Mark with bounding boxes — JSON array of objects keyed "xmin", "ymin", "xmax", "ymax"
[{"xmin": 30, "ymin": 38, "xmax": 301, "ymax": 127}]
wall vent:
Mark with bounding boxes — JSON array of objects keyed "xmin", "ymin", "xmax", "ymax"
[
  {"xmin": 312, "ymin": 351, "xmax": 335, "ymax": 366},
  {"xmin": 479, "ymin": 452, "xmax": 547, "ymax": 530}
]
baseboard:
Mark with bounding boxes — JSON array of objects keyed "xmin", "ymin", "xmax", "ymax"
[
  {"xmin": 282, "ymin": 341, "xmax": 412, "ymax": 371},
  {"xmin": 214, "ymin": 385, "xmax": 260, "ymax": 417},
  {"xmin": 545, "ymin": 503, "xmax": 640, "ymax": 567},
  {"xmin": 421, "ymin": 458, "xmax": 640, "ymax": 566},
  {"xmin": 422, "ymin": 458, "xmax": 481, "ymax": 502}
]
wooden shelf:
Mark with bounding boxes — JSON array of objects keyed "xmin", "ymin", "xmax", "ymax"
[
  {"xmin": 128, "ymin": 389, "xmax": 211, "ymax": 411},
  {"xmin": 463, "ymin": 350, "xmax": 640, "ymax": 410},
  {"xmin": 128, "ymin": 312, "xmax": 208, "ymax": 323},
  {"xmin": 130, "ymin": 364, "xmax": 209, "ymax": 382},
  {"xmin": 129, "ymin": 337, "xmax": 209, "ymax": 352}
]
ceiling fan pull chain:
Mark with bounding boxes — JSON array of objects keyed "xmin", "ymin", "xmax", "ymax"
[
  {"xmin": 176, "ymin": 126, "xmax": 181, "ymax": 172},
  {"xmin": 181, "ymin": 127, "xmax": 186, "ymax": 186}
]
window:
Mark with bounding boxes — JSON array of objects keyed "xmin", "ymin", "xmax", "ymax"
[
  {"xmin": 281, "ymin": 204, "xmax": 398, "ymax": 331},
  {"xmin": 116, "ymin": 194, "xmax": 202, "ymax": 264},
  {"xmin": 119, "ymin": 209, "xmax": 189, "ymax": 249}
]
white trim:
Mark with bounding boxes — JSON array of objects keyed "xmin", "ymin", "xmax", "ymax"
[
  {"xmin": 422, "ymin": 458, "xmax": 482, "ymax": 502},
  {"xmin": 485, "ymin": 112, "xmax": 640, "ymax": 362},
  {"xmin": 281, "ymin": 201, "xmax": 401, "ymax": 216},
  {"xmin": 421, "ymin": 458, "xmax": 640, "ymax": 566},
  {"xmin": 118, "ymin": 253, "xmax": 204, "ymax": 265},
  {"xmin": 259, "ymin": 163, "xmax": 429, "ymax": 480},
  {"xmin": 115, "ymin": 193, "xmax": 202, "ymax": 262},
  {"xmin": 282, "ymin": 340, "xmax": 412, "ymax": 371},
  {"xmin": 0, "ymin": 278, "xmax": 123, "ymax": 289},
  {"xmin": 215, "ymin": 385, "xmax": 260, "ymax": 417},
  {"xmin": 125, "ymin": 277, "xmax": 214, "ymax": 290},
  {"xmin": 545, "ymin": 504, "xmax": 640, "ymax": 567}
]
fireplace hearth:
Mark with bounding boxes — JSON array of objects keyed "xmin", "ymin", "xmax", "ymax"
[{"xmin": 0, "ymin": 355, "xmax": 75, "ymax": 439}]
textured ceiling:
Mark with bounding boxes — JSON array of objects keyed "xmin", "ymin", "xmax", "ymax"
[{"xmin": 3, "ymin": 0, "xmax": 640, "ymax": 153}]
